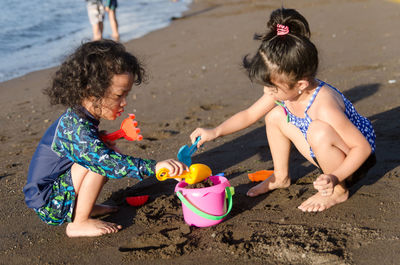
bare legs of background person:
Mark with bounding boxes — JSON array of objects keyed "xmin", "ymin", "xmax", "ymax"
[
  {"xmin": 107, "ymin": 9, "xmax": 119, "ymax": 41},
  {"xmin": 92, "ymin": 22, "xmax": 103, "ymax": 41}
]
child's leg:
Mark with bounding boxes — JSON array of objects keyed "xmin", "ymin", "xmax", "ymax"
[
  {"xmin": 247, "ymin": 107, "xmax": 313, "ymax": 197},
  {"xmin": 92, "ymin": 22, "xmax": 103, "ymax": 41},
  {"xmin": 66, "ymin": 163, "xmax": 121, "ymax": 237},
  {"xmin": 298, "ymin": 120, "xmax": 350, "ymax": 212},
  {"xmin": 107, "ymin": 9, "xmax": 119, "ymax": 41},
  {"xmin": 70, "ymin": 163, "xmax": 118, "ymax": 217},
  {"xmin": 87, "ymin": 2, "xmax": 104, "ymax": 40}
]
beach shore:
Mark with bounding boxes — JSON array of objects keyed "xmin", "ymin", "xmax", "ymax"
[{"xmin": 1, "ymin": 0, "xmax": 399, "ymax": 264}]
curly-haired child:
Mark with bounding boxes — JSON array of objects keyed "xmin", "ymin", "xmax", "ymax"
[{"xmin": 24, "ymin": 40, "xmax": 187, "ymax": 237}]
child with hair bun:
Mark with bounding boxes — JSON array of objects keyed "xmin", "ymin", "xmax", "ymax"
[
  {"xmin": 190, "ymin": 8, "xmax": 376, "ymax": 212},
  {"xmin": 24, "ymin": 40, "xmax": 187, "ymax": 237}
]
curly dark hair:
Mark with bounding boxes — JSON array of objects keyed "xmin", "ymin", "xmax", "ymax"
[
  {"xmin": 243, "ymin": 8, "xmax": 318, "ymax": 88},
  {"xmin": 44, "ymin": 39, "xmax": 146, "ymax": 108}
]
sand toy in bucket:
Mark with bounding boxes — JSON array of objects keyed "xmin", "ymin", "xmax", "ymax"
[
  {"xmin": 101, "ymin": 114, "xmax": 143, "ymax": 142},
  {"xmin": 156, "ymin": 163, "xmax": 212, "ymax": 185},
  {"xmin": 175, "ymin": 174, "xmax": 234, "ymax": 227}
]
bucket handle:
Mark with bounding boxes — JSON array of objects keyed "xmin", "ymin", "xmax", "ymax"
[{"xmin": 176, "ymin": 186, "xmax": 234, "ymax": 221}]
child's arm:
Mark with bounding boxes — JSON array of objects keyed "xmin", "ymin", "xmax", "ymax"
[
  {"xmin": 99, "ymin": 130, "xmax": 121, "ymax": 153},
  {"xmin": 191, "ymin": 93, "xmax": 276, "ymax": 147},
  {"xmin": 52, "ymin": 114, "xmax": 156, "ymax": 180}
]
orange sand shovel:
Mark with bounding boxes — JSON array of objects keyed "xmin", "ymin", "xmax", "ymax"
[
  {"xmin": 248, "ymin": 170, "xmax": 274, "ymax": 182},
  {"xmin": 101, "ymin": 114, "xmax": 143, "ymax": 142}
]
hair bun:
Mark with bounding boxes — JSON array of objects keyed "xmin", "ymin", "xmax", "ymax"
[{"xmin": 267, "ymin": 8, "xmax": 311, "ymax": 38}]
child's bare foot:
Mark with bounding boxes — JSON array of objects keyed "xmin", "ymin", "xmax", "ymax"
[
  {"xmin": 66, "ymin": 219, "xmax": 122, "ymax": 237},
  {"xmin": 246, "ymin": 174, "xmax": 291, "ymax": 197},
  {"xmin": 298, "ymin": 186, "xmax": 349, "ymax": 212},
  {"xmin": 90, "ymin": 204, "xmax": 119, "ymax": 217}
]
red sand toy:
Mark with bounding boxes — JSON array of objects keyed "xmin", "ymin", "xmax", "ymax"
[
  {"xmin": 101, "ymin": 114, "xmax": 143, "ymax": 142},
  {"xmin": 248, "ymin": 170, "xmax": 274, "ymax": 182},
  {"xmin": 126, "ymin": 195, "xmax": 149, "ymax": 206}
]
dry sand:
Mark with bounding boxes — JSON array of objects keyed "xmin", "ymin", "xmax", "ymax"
[{"xmin": 0, "ymin": 0, "xmax": 399, "ymax": 264}]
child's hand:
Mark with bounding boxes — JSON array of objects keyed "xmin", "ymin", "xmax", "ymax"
[
  {"xmin": 313, "ymin": 174, "xmax": 338, "ymax": 196},
  {"xmin": 190, "ymin": 128, "xmax": 217, "ymax": 148},
  {"xmin": 156, "ymin": 159, "xmax": 188, "ymax": 179}
]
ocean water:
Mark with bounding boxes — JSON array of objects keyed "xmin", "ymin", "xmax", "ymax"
[{"xmin": 0, "ymin": 0, "xmax": 192, "ymax": 83}]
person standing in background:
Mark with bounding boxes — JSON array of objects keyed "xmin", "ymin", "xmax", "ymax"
[
  {"xmin": 104, "ymin": 0, "xmax": 120, "ymax": 41},
  {"xmin": 86, "ymin": 0, "xmax": 105, "ymax": 40}
]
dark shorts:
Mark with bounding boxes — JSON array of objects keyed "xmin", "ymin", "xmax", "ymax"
[
  {"xmin": 35, "ymin": 170, "xmax": 76, "ymax": 226},
  {"xmin": 105, "ymin": 0, "xmax": 118, "ymax": 10}
]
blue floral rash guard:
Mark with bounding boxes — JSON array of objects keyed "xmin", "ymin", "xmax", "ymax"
[{"xmin": 24, "ymin": 107, "xmax": 156, "ymax": 209}]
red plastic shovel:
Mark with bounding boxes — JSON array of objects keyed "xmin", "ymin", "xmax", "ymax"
[{"xmin": 101, "ymin": 114, "xmax": 143, "ymax": 142}]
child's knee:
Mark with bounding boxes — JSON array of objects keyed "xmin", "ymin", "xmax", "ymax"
[
  {"xmin": 265, "ymin": 106, "xmax": 285, "ymax": 125},
  {"xmin": 307, "ymin": 120, "xmax": 334, "ymax": 148}
]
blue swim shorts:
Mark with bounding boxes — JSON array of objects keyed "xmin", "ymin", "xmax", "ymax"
[
  {"xmin": 35, "ymin": 170, "xmax": 76, "ymax": 226},
  {"xmin": 105, "ymin": 0, "xmax": 118, "ymax": 10}
]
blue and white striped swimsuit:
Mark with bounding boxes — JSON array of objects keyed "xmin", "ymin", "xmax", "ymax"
[{"xmin": 277, "ymin": 81, "xmax": 376, "ymax": 158}]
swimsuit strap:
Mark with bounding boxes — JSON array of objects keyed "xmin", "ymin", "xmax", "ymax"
[
  {"xmin": 304, "ymin": 80, "xmax": 324, "ymax": 120},
  {"xmin": 324, "ymin": 81, "xmax": 342, "ymax": 96}
]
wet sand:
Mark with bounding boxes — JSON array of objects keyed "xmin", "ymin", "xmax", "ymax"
[{"xmin": 0, "ymin": 0, "xmax": 399, "ymax": 264}]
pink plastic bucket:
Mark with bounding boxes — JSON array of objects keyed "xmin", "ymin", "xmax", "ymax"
[{"xmin": 175, "ymin": 175, "xmax": 234, "ymax": 227}]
